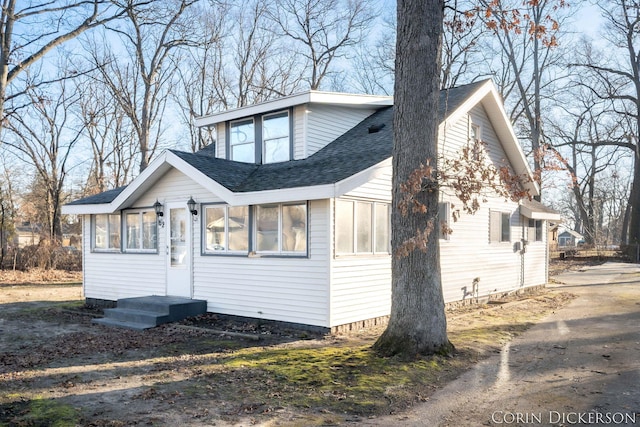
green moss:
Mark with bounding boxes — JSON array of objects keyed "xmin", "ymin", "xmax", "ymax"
[
  {"xmin": 0, "ymin": 397, "xmax": 80, "ymax": 427},
  {"xmin": 219, "ymin": 345, "xmax": 447, "ymax": 414}
]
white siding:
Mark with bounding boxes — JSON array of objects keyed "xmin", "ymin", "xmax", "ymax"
[
  {"xmin": 293, "ymin": 105, "xmax": 306, "ymax": 160},
  {"xmin": 438, "ymin": 105, "xmax": 547, "ymax": 303},
  {"xmin": 343, "ymin": 168, "xmax": 392, "ymax": 201},
  {"xmin": 328, "ymin": 104, "xmax": 549, "ymax": 327},
  {"xmin": 216, "ymin": 123, "xmax": 226, "ymax": 159},
  {"xmin": 329, "ymin": 174, "xmax": 392, "ymax": 326},
  {"xmin": 82, "ymin": 168, "xmax": 224, "ymax": 302},
  {"xmin": 305, "ymin": 105, "xmax": 377, "ymax": 157},
  {"xmin": 82, "ymin": 215, "xmax": 166, "ymax": 301},
  {"xmin": 193, "ymin": 199, "xmax": 331, "ymax": 327}
]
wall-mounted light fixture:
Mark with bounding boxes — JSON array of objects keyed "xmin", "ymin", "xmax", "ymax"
[
  {"xmin": 153, "ymin": 199, "xmax": 165, "ymax": 227},
  {"xmin": 187, "ymin": 196, "xmax": 198, "ymax": 217}
]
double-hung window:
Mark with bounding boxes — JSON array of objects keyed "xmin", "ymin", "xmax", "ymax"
[
  {"xmin": 336, "ymin": 199, "xmax": 390, "ymax": 255},
  {"xmin": 227, "ymin": 110, "xmax": 291, "ymax": 164},
  {"xmin": 262, "ymin": 112, "xmax": 290, "ymax": 163},
  {"xmin": 229, "ymin": 119, "xmax": 255, "ymax": 163},
  {"xmin": 204, "ymin": 205, "xmax": 249, "ymax": 253},
  {"xmin": 255, "ymin": 202, "xmax": 307, "ymax": 254},
  {"xmin": 124, "ymin": 210, "xmax": 157, "ymax": 252},
  {"xmin": 93, "ymin": 214, "xmax": 121, "ymax": 251}
]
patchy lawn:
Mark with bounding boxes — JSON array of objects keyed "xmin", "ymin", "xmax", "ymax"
[{"xmin": 0, "ymin": 277, "xmax": 574, "ymax": 426}]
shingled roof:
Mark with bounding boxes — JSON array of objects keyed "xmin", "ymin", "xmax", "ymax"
[{"xmin": 66, "ymin": 80, "xmax": 491, "ymax": 206}]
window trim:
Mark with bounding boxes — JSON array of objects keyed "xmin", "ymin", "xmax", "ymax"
[
  {"xmin": 228, "ymin": 118, "xmax": 256, "ymax": 163},
  {"xmin": 202, "ymin": 203, "xmax": 250, "ymax": 256},
  {"xmin": 91, "ymin": 213, "xmax": 122, "ymax": 253},
  {"xmin": 438, "ymin": 201, "xmax": 451, "ymax": 241},
  {"xmin": 335, "ymin": 198, "xmax": 391, "ymax": 256},
  {"xmin": 490, "ymin": 210, "xmax": 511, "ymax": 244},
  {"xmin": 528, "ymin": 218, "xmax": 544, "ymax": 243},
  {"xmin": 225, "ymin": 109, "xmax": 293, "ymax": 164},
  {"xmin": 254, "ymin": 201, "xmax": 308, "ymax": 256},
  {"xmin": 123, "ymin": 208, "xmax": 159, "ymax": 254}
]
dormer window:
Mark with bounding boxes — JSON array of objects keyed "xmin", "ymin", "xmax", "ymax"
[
  {"xmin": 263, "ymin": 112, "xmax": 289, "ymax": 163},
  {"xmin": 229, "ymin": 119, "xmax": 255, "ymax": 163},
  {"xmin": 227, "ymin": 109, "xmax": 291, "ymax": 164}
]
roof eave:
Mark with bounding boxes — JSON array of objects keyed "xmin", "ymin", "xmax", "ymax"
[{"xmin": 195, "ymin": 91, "xmax": 393, "ymax": 127}]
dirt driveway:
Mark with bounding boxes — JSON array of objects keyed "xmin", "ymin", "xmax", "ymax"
[
  {"xmin": 361, "ymin": 262, "xmax": 640, "ymax": 426},
  {"xmin": 0, "ymin": 266, "xmax": 589, "ymax": 427}
]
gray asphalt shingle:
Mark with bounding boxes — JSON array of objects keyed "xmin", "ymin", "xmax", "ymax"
[{"xmin": 66, "ymin": 81, "xmax": 487, "ymax": 205}]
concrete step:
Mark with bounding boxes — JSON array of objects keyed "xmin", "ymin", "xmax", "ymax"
[
  {"xmin": 92, "ymin": 317, "xmax": 157, "ymax": 331},
  {"xmin": 101, "ymin": 307, "xmax": 171, "ymax": 326},
  {"xmin": 92, "ymin": 295, "xmax": 207, "ymax": 330}
]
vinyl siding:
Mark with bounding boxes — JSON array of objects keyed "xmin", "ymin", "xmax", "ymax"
[
  {"xmin": 82, "ymin": 168, "xmax": 224, "ymax": 302},
  {"xmin": 293, "ymin": 105, "xmax": 306, "ymax": 159},
  {"xmin": 216, "ymin": 123, "xmax": 226, "ymax": 159},
  {"xmin": 305, "ymin": 105, "xmax": 378, "ymax": 157},
  {"xmin": 193, "ymin": 199, "xmax": 331, "ymax": 327},
  {"xmin": 329, "ymin": 174, "xmax": 392, "ymax": 326},
  {"xmin": 82, "ymin": 215, "xmax": 166, "ymax": 301},
  {"xmin": 438, "ymin": 105, "xmax": 547, "ymax": 303}
]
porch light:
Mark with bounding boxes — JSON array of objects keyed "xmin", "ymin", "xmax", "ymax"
[
  {"xmin": 153, "ymin": 200, "xmax": 165, "ymax": 227},
  {"xmin": 187, "ymin": 196, "xmax": 198, "ymax": 216}
]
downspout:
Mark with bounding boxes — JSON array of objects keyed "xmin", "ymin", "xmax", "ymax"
[{"xmin": 519, "ymin": 206, "xmax": 525, "ymax": 288}]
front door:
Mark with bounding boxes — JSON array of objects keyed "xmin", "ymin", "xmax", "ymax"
[{"xmin": 166, "ymin": 204, "xmax": 192, "ymax": 297}]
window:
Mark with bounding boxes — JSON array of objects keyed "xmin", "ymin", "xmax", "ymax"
[
  {"xmin": 93, "ymin": 214, "xmax": 121, "ymax": 251},
  {"xmin": 336, "ymin": 199, "xmax": 390, "ymax": 255},
  {"xmin": 227, "ymin": 110, "xmax": 291, "ymax": 164},
  {"xmin": 229, "ymin": 119, "xmax": 255, "ymax": 163},
  {"xmin": 125, "ymin": 211, "xmax": 157, "ymax": 252},
  {"xmin": 204, "ymin": 205, "xmax": 249, "ymax": 253},
  {"xmin": 528, "ymin": 219, "xmax": 543, "ymax": 242},
  {"xmin": 256, "ymin": 202, "xmax": 307, "ymax": 254},
  {"xmin": 490, "ymin": 211, "xmax": 511, "ymax": 243},
  {"xmin": 263, "ymin": 112, "xmax": 289, "ymax": 163},
  {"xmin": 438, "ymin": 202, "xmax": 451, "ymax": 240},
  {"xmin": 470, "ymin": 123, "xmax": 482, "ymax": 160}
]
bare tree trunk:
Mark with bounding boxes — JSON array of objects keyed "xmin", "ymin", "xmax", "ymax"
[{"xmin": 373, "ymin": 0, "xmax": 452, "ymax": 359}]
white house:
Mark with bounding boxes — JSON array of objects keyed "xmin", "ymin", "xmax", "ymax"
[{"xmin": 63, "ymin": 80, "xmax": 560, "ymax": 331}]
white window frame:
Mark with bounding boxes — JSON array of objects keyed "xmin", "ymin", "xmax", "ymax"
[
  {"xmin": 203, "ymin": 204, "xmax": 250, "ymax": 254},
  {"xmin": 528, "ymin": 219, "xmax": 544, "ymax": 242},
  {"xmin": 262, "ymin": 110, "xmax": 290, "ymax": 164},
  {"xmin": 229, "ymin": 118, "xmax": 255, "ymax": 163},
  {"xmin": 92, "ymin": 213, "xmax": 121, "ymax": 252},
  {"xmin": 490, "ymin": 210, "xmax": 511, "ymax": 243},
  {"xmin": 254, "ymin": 202, "xmax": 307, "ymax": 255},
  {"xmin": 335, "ymin": 199, "xmax": 390, "ymax": 256},
  {"xmin": 123, "ymin": 209, "xmax": 158, "ymax": 253}
]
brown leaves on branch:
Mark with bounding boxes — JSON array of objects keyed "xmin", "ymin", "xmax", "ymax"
[
  {"xmin": 395, "ymin": 139, "xmax": 532, "ymax": 258},
  {"xmin": 476, "ymin": 0, "xmax": 566, "ymax": 48}
]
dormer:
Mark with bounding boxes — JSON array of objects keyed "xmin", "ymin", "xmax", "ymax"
[{"xmin": 194, "ymin": 91, "xmax": 393, "ymax": 164}]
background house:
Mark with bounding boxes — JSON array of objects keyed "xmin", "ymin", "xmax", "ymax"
[
  {"xmin": 558, "ymin": 229, "xmax": 585, "ymax": 247},
  {"xmin": 63, "ymin": 80, "xmax": 559, "ymax": 331}
]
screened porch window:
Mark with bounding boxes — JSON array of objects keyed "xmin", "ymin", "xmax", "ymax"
[
  {"xmin": 204, "ymin": 205, "xmax": 249, "ymax": 253},
  {"xmin": 93, "ymin": 214, "xmax": 121, "ymax": 251},
  {"xmin": 124, "ymin": 210, "xmax": 157, "ymax": 252},
  {"xmin": 335, "ymin": 199, "xmax": 390, "ymax": 255},
  {"xmin": 255, "ymin": 202, "xmax": 307, "ymax": 254}
]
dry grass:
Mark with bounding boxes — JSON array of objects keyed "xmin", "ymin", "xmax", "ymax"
[{"xmin": 0, "ymin": 269, "xmax": 82, "ymax": 285}]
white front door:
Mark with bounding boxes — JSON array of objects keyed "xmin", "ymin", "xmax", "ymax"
[{"xmin": 166, "ymin": 204, "xmax": 192, "ymax": 297}]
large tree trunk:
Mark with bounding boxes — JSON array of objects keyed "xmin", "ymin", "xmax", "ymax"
[{"xmin": 373, "ymin": 0, "xmax": 452, "ymax": 358}]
